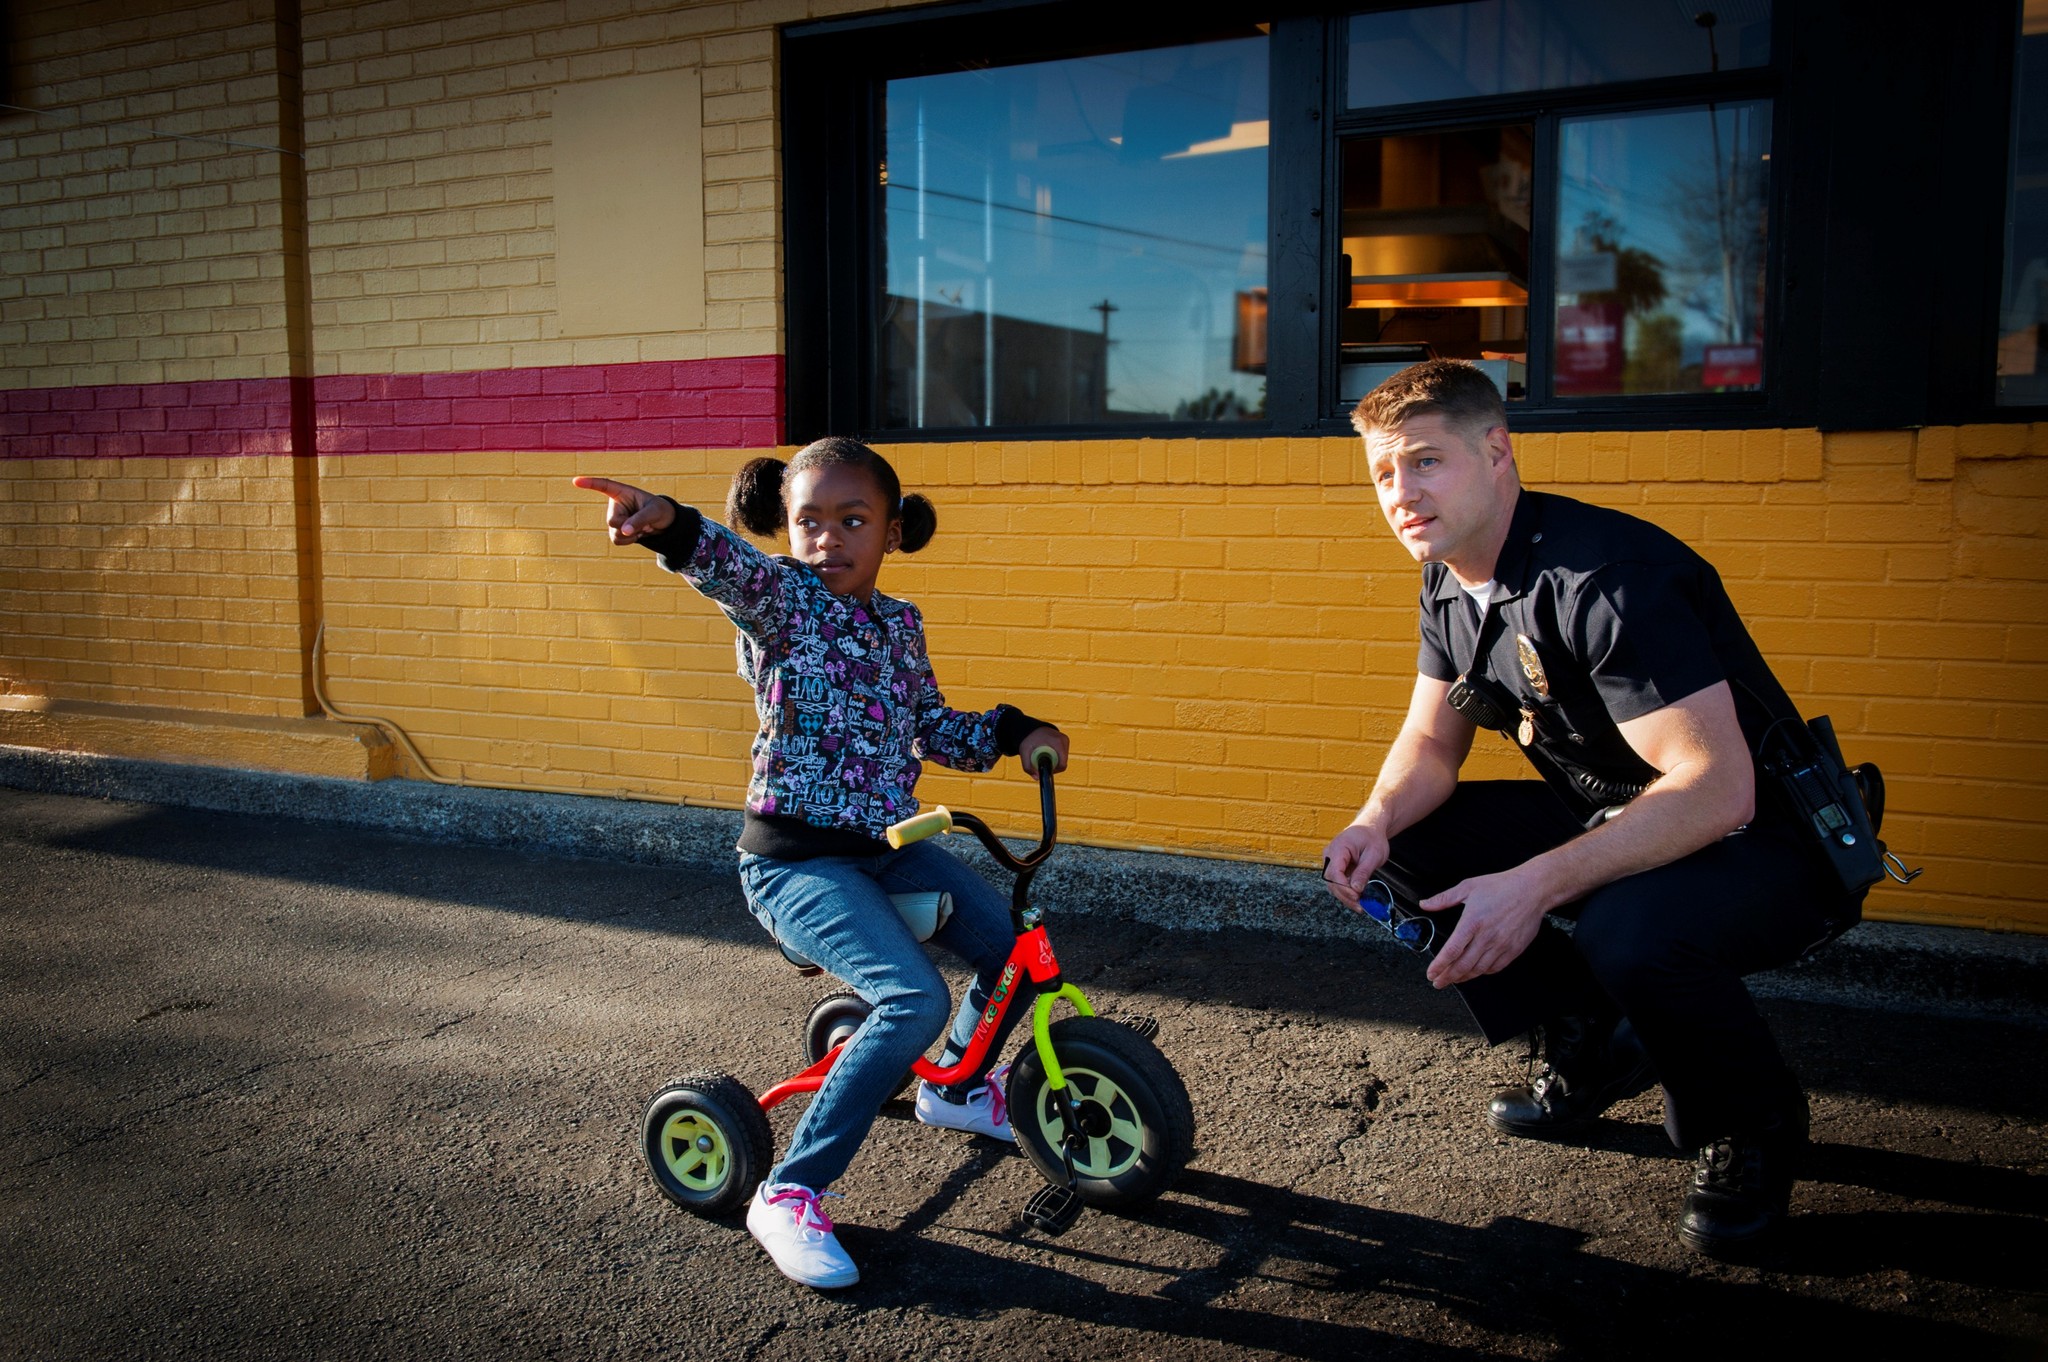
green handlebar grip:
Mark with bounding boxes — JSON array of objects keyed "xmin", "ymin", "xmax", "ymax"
[
  {"xmin": 886, "ymin": 806, "xmax": 954, "ymax": 849},
  {"xmin": 1027, "ymin": 745, "xmax": 1058, "ymax": 771}
]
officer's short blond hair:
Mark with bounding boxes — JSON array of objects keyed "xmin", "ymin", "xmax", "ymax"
[{"xmin": 1350, "ymin": 359, "xmax": 1506, "ymax": 443}]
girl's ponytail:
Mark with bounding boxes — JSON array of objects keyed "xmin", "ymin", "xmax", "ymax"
[
  {"xmin": 727, "ymin": 456, "xmax": 788, "ymax": 536},
  {"xmin": 897, "ymin": 492, "xmax": 937, "ymax": 553}
]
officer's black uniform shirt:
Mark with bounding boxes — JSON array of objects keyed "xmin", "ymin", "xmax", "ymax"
[{"xmin": 1417, "ymin": 489, "xmax": 1800, "ymax": 823}]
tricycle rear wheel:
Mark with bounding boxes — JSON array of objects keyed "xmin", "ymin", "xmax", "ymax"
[
  {"xmin": 642, "ymin": 1072, "xmax": 771, "ymax": 1216},
  {"xmin": 802, "ymin": 990, "xmax": 915, "ymax": 1098},
  {"xmin": 802, "ymin": 990, "xmax": 871, "ymax": 1065}
]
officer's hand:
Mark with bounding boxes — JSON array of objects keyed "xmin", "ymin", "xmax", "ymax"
[
  {"xmin": 1019, "ymin": 726, "xmax": 1068, "ymax": 778},
  {"xmin": 573, "ymin": 475, "xmax": 675, "ymax": 545},
  {"xmin": 1420, "ymin": 868, "xmax": 1549, "ymax": 987},
  {"xmin": 1321, "ymin": 822, "xmax": 1390, "ymax": 912}
]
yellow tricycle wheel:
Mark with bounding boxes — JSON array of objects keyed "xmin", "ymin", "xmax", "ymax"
[{"xmin": 642, "ymin": 1072, "xmax": 771, "ymax": 1217}]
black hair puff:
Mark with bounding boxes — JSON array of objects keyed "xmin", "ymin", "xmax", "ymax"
[{"xmin": 725, "ymin": 456, "xmax": 788, "ymax": 537}]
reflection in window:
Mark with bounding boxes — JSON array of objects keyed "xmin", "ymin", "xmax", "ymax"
[
  {"xmin": 1553, "ymin": 103, "xmax": 1771, "ymax": 398},
  {"xmin": 879, "ymin": 36, "xmax": 1268, "ymax": 430},
  {"xmin": 1338, "ymin": 126, "xmax": 1532, "ymax": 403},
  {"xmin": 1999, "ymin": 3, "xmax": 2048, "ymax": 405},
  {"xmin": 1347, "ymin": 1, "xmax": 1769, "ymax": 110}
]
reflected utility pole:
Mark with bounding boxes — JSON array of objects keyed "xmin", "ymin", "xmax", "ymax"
[
  {"xmin": 1696, "ymin": 10, "xmax": 1738, "ymax": 343},
  {"xmin": 915, "ymin": 98, "xmax": 928, "ymax": 425},
  {"xmin": 1092, "ymin": 298, "xmax": 1118, "ymax": 418},
  {"xmin": 983, "ymin": 166, "xmax": 994, "ymax": 427}
]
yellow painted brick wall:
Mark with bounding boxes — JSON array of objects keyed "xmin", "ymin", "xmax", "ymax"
[
  {"xmin": 0, "ymin": 0, "xmax": 296, "ymax": 389},
  {"xmin": 307, "ymin": 426, "xmax": 2048, "ymax": 934},
  {"xmin": 315, "ymin": 449, "xmax": 748, "ymax": 795},
  {"xmin": 0, "ymin": 455, "xmax": 310, "ymax": 716},
  {"xmin": 300, "ymin": 0, "xmax": 931, "ymax": 375},
  {"xmin": 7, "ymin": 1, "xmax": 2044, "ymax": 938}
]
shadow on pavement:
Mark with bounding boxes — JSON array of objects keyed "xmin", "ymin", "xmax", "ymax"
[
  {"xmin": 1772, "ymin": 1205, "xmax": 2047, "ymax": 1291},
  {"xmin": 1804, "ymin": 1141, "xmax": 2048, "ymax": 1221},
  {"xmin": 29, "ymin": 799, "xmax": 2048, "ymax": 1124},
  {"xmin": 34, "ymin": 797, "xmax": 773, "ymax": 936},
  {"xmin": 844, "ymin": 1167, "xmax": 2038, "ymax": 1360}
]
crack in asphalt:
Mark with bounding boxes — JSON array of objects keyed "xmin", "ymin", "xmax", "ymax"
[
  {"xmin": 5, "ymin": 1011, "xmax": 481, "ymax": 1170},
  {"xmin": 561, "ymin": 903, "xmax": 640, "ymax": 927},
  {"xmin": 737, "ymin": 1320, "xmax": 789, "ymax": 1359},
  {"xmin": 1, "ymin": 1068, "xmax": 53, "ymax": 1098},
  {"xmin": 419, "ymin": 1011, "xmax": 479, "ymax": 1041}
]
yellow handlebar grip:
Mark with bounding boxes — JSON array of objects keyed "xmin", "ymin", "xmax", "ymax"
[
  {"xmin": 1027, "ymin": 745, "xmax": 1058, "ymax": 771},
  {"xmin": 886, "ymin": 806, "xmax": 954, "ymax": 849}
]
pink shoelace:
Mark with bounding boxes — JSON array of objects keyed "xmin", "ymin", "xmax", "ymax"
[
  {"xmin": 980, "ymin": 1062, "xmax": 1010, "ymax": 1128},
  {"xmin": 765, "ymin": 1184, "xmax": 840, "ymax": 1233}
]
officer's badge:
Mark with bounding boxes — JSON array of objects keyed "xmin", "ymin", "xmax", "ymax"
[{"xmin": 1515, "ymin": 633, "xmax": 1549, "ymax": 698}]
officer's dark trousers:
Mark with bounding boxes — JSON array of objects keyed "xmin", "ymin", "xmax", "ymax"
[{"xmin": 1375, "ymin": 781, "xmax": 1853, "ymax": 1149}]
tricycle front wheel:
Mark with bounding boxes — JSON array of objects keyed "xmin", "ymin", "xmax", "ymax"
[{"xmin": 1007, "ymin": 1015, "xmax": 1194, "ymax": 1209}]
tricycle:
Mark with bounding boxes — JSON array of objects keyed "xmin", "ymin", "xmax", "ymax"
[{"xmin": 640, "ymin": 751, "xmax": 1195, "ymax": 1233}]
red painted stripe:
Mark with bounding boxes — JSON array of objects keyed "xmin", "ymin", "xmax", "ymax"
[
  {"xmin": 0, "ymin": 377, "xmax": 296, "ymax": 459},
  {"xmin": 0, "ymin": 357, "xmax": 785, "ymax": 458}
]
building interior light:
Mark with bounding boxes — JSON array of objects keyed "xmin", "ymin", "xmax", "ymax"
[{"xmin": 1350, "ymin": 275, "xmax": 1529, "ymax": 308}]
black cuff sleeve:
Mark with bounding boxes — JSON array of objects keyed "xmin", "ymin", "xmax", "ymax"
[
  {"xmin": 994, "ymin": 705, "xmax": 1054, "ymax": 756},
  {"xmin": 637, "ymin": 498, "xmax": 703, "ymax": 561}
]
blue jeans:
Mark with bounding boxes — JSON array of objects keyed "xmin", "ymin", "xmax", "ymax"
[{"xmin": 736, "ymin": 840, "xmax": 1034, "ymax": 1192}]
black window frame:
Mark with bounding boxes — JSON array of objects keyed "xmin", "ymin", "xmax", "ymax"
[
  {"xmin": 1326, "ymin": 61, "xmax": 1784, "ymax": 427},
  {"xmin": 783, "ymin": 1, "xmax": 2027, "ymax": 443},
  {"xmin": 784, "ymin": 3, "xmax": 1283, "ymax": 444}
]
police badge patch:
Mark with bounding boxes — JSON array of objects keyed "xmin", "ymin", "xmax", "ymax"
[{"xmin": 1515, "ymin": 633, "xmax": 1549, "ymax": 698}]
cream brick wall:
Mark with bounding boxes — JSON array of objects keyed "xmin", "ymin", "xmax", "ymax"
[
  {"xmin": 0, "ymin": 0, "xmax": 296, "ymax": 389},
  {"xmin": 299, "ymin": 0, "xmax": 929, "ymax": 376}
]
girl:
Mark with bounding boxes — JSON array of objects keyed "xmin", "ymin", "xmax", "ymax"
[{"xmin": 575, "ymin": 438, "xmax": 1067, "ymax": 1290}]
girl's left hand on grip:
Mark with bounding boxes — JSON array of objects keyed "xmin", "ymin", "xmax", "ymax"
[{"xmin": 1021, "ymin": 726, "xmax": 1069, "ymax": 778}]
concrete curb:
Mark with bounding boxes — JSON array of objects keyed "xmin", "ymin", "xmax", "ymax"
[{"xmin": 5, "ymin": 745, "xmax": 2043, "ymax": 1028}]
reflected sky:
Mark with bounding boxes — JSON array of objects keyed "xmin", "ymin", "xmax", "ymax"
[
  {"xmin": 882, "ymin": 37, "xmax": 1269, "ymax": 424},
  {"xmin": 1556, "ymin": 101, "xmax": 1771, "ymax": 370},
  {"xmin": 1348, "ymin": 0, "xmax": 1770, "ymax": 110}
]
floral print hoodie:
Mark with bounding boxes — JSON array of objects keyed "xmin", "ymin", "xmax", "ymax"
[{"xmin": 645, "ymin": 506, "xmax": 1037, "ymax": 853}]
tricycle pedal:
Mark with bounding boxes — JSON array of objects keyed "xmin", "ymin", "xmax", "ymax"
[
  {"xmin": 1022, "ymin": 1183, "xmax": 1084, "ymax": 1236},
  {"xmin": 1114, "ymin": 1012, "xmax": 1159, "ymax": 1041}
]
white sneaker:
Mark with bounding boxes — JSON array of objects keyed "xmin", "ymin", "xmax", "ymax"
[
  {"xmin": 914, "ymin": 1062, "xmax": 1013, "ymax": 1142},
  {"xmin": 746, "ymin": 1182, "xmax": 859, "ymax": 1289}
]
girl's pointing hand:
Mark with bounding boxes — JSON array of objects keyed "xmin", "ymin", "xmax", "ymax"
[{"xmin": 574, "ymin": 475, "xmax": 676, "ymax": 545}]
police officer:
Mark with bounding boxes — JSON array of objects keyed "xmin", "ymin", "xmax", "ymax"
[{"xmin": 1322, "ymin": 360, "xmax": 1858, "ymax": 1256}]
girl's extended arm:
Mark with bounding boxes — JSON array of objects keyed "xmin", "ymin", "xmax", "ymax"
[{"xmin": 575, "ymin": 475, "xmax": 793, "ymax": 640}]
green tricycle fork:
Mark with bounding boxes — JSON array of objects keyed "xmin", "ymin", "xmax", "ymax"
[
  {"xmin": 1030, "ymin": 982, "xmax": 1096, "ymax": 1188},
  {"xmin": 1029, "ymin": 982, "xmax": 1096, "ymax": 1090}
]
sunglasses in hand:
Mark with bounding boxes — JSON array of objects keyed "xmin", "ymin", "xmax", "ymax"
[{"xmin": 1322, "ymin": 858, "xmax": 1435, "ymax": 953}]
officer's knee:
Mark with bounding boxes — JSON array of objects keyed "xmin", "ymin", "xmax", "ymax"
[{"xmin": 1572, "ymin": 900, "xmax": 1691, "ymax": 1004}]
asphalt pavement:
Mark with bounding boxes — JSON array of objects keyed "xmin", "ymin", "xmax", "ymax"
[{"xmin": 2, "ymin": 787, "xmax": 2045, "ymax": 1361}]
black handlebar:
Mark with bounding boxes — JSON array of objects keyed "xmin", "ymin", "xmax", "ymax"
[{"xmin": 942, "ymin": 764, "xmax": 1058, "ymax": 926}]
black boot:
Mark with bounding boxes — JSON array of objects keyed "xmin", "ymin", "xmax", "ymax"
[
  {"xmin": 1677, "ymin": 1096, "xmax": 1809, "ymax": 1257},
  {"xmin": 1487, "ymin": 1014, "xmax": 1656, "ymax": 1139}
]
